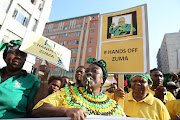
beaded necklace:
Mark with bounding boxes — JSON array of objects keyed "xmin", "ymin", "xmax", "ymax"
[{"xmin": 64, "ymin": 86, "xmax": 123, "ymax": 116}]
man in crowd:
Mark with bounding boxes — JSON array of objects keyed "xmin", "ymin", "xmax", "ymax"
[{"xmin": 150, "ymin": 68, "xmax": 176, "ymax": 104}]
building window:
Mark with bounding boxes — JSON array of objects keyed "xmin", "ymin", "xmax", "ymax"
[
  {"xmin": 70, "ymin": 57, "xmax": 76, "ymax": 63},
  {"xmin": 74, "ymin": 31, "xmax": 81, "ymax": 37},
  {"xmin": 76, "ymin": 24, "xmax": 82, "ymax": 28},
  {"xmin": 91, "ymin": 16, "xmax": 95, "ymax": 19},
  {"xmin": 71, "ymin": 48, "xmax": 78, "ymax": 53},
  {"xmin": 53, "ymin": 28, "xmax": 58, "ymax": 32},
  {"xmin": 48, "ymin": 24, "xmax": 53, "ymax": 30},
  {"xmin": 84, "ymin": 30, "xmax": 86, "ymax": 36},
  {"xmin": 90, "ymin": 29, "xmax": 94, "ymax": 35},
  {"xmin": 60, "ymin": 41, "xmax": 66, "ymax": 46},
  {"xmin": 92, "ymin": 22, "xmax": 95, "ymax": 26},
  {"xmin": 88, "ymin": 47, "xmax": 92, "ymax": 53},
  {"xmin": 62, "ymin": 33, "xmax": 67, "ymax": 38},
  {"xmin": 12, "ymin": 4, "xmax": 30, "ymax": 27},
  {"xmin": 71, "ymin": 32, "xmax": 74, "ymax": 37},
  {"xmin": 89, "ymin": 38, "xmax": 93, "ymax": 43},
  {"xmin": 64, "ymin": 26, "xmax": 69, "ymax": 30},
  {"xmin": 80, "ymin": 58, "xmax": 82, "ymax": 63},
  {"xmin": 69, "ymin": 67, "xmax": 75, "ymax": 73},
  {"xmin": 38, "ymin": 0, "xmax": 44, "ymax": 10},
  {"xmin": 0, "ymin": 0, "xmax": 12, "ymax": 13},
  {"xmin": 50, "ymin": 35, "xmax": 56, "ymax": 39},
  {"xmin": 81, "ymin": 47, "xmax": 83, "ymax": 53},
  {"xmin": 32, "ymin": 19, "xmax": 37, "ymax": 32},
  {"xmin": 58, "ymin": 22, "xmax": 64, "ymax": 30},
  {"xmin": 84, "ymin": 25, "xmax": 87, "ymax": 30},
  {"xmin": 72, "ymin": 40, "xmax": 79, "ymax": 45}
]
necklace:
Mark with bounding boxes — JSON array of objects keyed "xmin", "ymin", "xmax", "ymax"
[{"xmin": 64, "ymin": 86, "xmax": 123, "ymax": 116}]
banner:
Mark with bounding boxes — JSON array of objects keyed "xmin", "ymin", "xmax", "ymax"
[
  {"xmin": 20, "ymin": 33, "xmax": 71, "ymax": 71},
  {"xmin": 98, "ymin": 4, "xmax": 149, "ymax": 73}
]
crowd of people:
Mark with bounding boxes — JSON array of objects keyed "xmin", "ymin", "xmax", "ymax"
[{"xmin": 0, "ymin": 40, "xmax": 180, "ymax": 120}]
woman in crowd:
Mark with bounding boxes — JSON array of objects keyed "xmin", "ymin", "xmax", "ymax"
[
  {"xmin": 0, "ymin": 40, "xmax": 50, "ymax": 119},
  {"xmin": 32, "ymin": 57, "xmax": 126, "ymax": 119},
  {"xmin": 48, "ymin": 75, "xmax": 62, "ymax": 95},
  {"xmin": 124, "ymin": 74, "xmax": 170, "ymax": 120}
]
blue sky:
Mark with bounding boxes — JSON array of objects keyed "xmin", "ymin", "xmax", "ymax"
[{"xmin": 49, "ymin": 0, "xmax": 180, "ymax": 70}]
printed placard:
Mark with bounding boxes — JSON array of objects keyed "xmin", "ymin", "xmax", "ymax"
[
  {"xmin": 20, "ymin": 33, "xmax": 71, "ymax": 71},
  {"xmin": 98, "ymin": 4, "xmax": 149, "ymax": 73}
]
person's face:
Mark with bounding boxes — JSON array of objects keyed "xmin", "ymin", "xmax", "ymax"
[
  {"xmin": 75, "ymin": 67, "xmax": 85, "ymax": 82},
  {"xmin": 107, "ymin": 83, "xmax": 117, "ymax": 93},
  {"xmin": 83, "ymin": 64, "xmax": 103, "ymax": 92},
  {"xmin": 48, "ymin": 80, "xmax": 61, "ymax": 94},
  {"xmin": 5, "ymin": 49, "xmax": 27, "ymax": 71},
  {"xmin": 61, "ymin": 78, "xmax": 69, "ymax": 88},
  {"xmin": 131, "ymin": 76, "xmax": 149, "ymax": 95},
  {"xmin": 150, "ymin": 70, "xmax": 164, "ymax": 87},
  {"xmin": 118, "ymin": 18, "xmax": 125, "ymax": 26}
]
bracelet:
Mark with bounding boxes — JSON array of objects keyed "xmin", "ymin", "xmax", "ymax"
[{"xmin": 40, "ymin": 81, "xmax": 48, "ymax": 83}]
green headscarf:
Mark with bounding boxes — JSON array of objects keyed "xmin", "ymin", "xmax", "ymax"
[
  {"xmin": 0, "ymin": 40, "xmax": 21, "ymax": 51},
  {"xmin": 0, "ymin": 40, "xmax": 22, "ymax": 60},
  {"xmin": 131, "ymin": 74, "xmax": 153, "ymax": 86},
  {"xmin": 86, "ymin": 57, "xmax": 107, "ymax": 84}
]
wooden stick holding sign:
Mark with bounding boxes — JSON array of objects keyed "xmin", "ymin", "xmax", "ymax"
[{"xmin": 117, "ymin": 74, "xmax": 124, "ymax": 109}]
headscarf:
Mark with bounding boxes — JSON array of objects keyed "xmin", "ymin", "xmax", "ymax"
[
  {"xmin": 0, "ymin": 40, "xmax": 22, "ymax": 60},
  {"xmin": 131, "ymin": 74, "xmax": 153, "ymax": 87},
  {"xmin": 86, "ymin": 57, "xmax": 107, "ymax": 84}
]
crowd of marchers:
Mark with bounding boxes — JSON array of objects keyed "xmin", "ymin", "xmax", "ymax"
[{"xmin": 0, "ymin": 40, "xmax": 179, "ymax": 120}]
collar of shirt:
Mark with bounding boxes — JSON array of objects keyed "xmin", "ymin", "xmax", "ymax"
[
  {"xmin": 0, "ymin": 67, "xmax": 27, "ymax": 77},
  {"xmin": 127, "ymin": 91, "xmax": 154, "ymax": 105}
]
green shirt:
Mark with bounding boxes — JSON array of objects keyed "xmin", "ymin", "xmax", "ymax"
[
  {"xmin": 109, "ymin": 24, "xmax": 136, "ymax": 36},
  {"xmin": 0, "ymin": 67, "xmax": 40, "ymax": 119}
]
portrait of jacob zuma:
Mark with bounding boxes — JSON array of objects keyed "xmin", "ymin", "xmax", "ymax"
[{"xmin": 107, "ymin": 11, "xmax": 137, "ymax": 39}]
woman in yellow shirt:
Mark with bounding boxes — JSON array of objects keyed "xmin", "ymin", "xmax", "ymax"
[
  {"xmin": 32, "ymin": 57, "xmax": 125, "ymax": 119},
  {"xmin": 124, "ymin": 74, "xmax": 171, "ymax": 120}
]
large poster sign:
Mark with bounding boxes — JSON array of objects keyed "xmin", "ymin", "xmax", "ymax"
[
  {"xmin": 20, "ymin": 33, "xmax": 71, "ymax": 71},
  {"xmin": 98, "ymin": 4, "xmax": 149, "ymax": 73}
]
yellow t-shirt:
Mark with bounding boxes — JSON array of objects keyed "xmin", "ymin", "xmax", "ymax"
[
  {"xmin": 166, "ymin": 99, "xmax": 180, "ymax": 119},
  {"xmin": 148, "ymin": 89, "xmax": 176, "ymax": 104},
  {"xmin": 33, "ymin": 86, "xmax": 126, "ymax": 117},
  {"xmin": 124, "ymin": 91, "xmax": 171, "ymax": 120}
]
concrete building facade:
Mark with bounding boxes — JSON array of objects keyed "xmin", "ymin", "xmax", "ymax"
[
  {"xmin": 0, "ymin": 0, "xmax": 52, "ymax": 72},
  {"xmin": 157, "ymin": 30, "xmax": 180, "ymax": 73},
  {"xmin": 34, "ymin": 13, "xmax": 100, "ymax": 80}
]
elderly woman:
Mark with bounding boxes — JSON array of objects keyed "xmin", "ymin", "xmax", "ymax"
[
  {"xmin": 0, "ymin": 40, "xmax": 50, "ymax": 119},
  {"xmin": 124, "ymin": 74, "xmax": 170, "ymax": 120},
  {"xmin": 32, "ymin": 57, "xmax": 126, "ymax": 119}
]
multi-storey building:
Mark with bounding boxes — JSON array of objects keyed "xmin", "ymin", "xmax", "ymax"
[
  {"xmin": 157, "ymin": 30, "xmax": 180, "ymax": 73},
  {"xmin": 0, "ymin": 0, "xmax": 52, "ymax": 72},
  {"xmin": 34, "ymin": 13, "xmax": 100, "ymax": 80}
]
